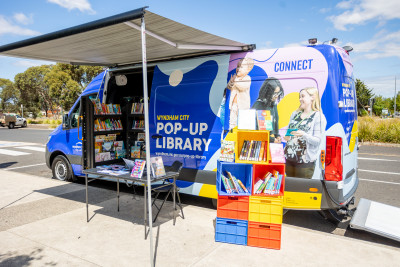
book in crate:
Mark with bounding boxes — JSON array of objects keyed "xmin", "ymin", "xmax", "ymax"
[
  {"xmin": 220, "ymin": 170, "xmax": 249, "ymax": 194},
  {"xmin": 253, "ymin": 170, "xmax": 283, "ymax": 195},
  {"xmin": 239, "ymin": 140, "xmax": 268, "ymax": 162}
]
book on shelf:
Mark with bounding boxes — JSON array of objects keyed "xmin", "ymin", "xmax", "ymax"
[
  {"xmin": 94, "ymin": 118, "xmax": 123, "ymax": 131},
  {"xmin": 137, "ymin": 133, "xmax": 145, "ymax": 141},
  {"xmin": 130, "ymin": 159, "xmax": 146, "ymax": 179},
  {"xmin": 150, "ymin": 156, "xmax": 166, "ymax": 178},
  {"xmin": 237, "ymin": 109, "xmax": 257, "ymax": 130},
  {"xmin": 269, "ymin": 143, "xmax": 285, "ymax": 163},
  {"xmin": 257, "ymin": 110, "xmax": 273, "ymax": 131},
  {"xmin": 131, "ymin": 102, "xmax": 144, "ymax": 114},
  {"xmin": 219, "ymin": 140, "xmax": 235, "ymax": 162},
  {"xmin": 130, "ymin": 146, "xmax": 141, "ymax": 158}
]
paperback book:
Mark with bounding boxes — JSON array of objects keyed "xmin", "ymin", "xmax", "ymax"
[
  {"xmin": 150, "ymin": 156, "xmax": 166, "ymax": 178},
  {"xmin": 130, "ymin": 159, "xmax": 146, "ymax": 179},
  {"xmin": 219, "ymin": 140, "xmax": 235, "ymax": 162}
]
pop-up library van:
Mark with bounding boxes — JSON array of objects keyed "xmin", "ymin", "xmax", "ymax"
[{"xmin": 0, "ymin": 8, "xmax": 358, "ymax": 221}]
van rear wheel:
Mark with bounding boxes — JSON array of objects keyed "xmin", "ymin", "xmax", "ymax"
[
  {"xmin": 8, "ymin": 122, "xmax": 14, "ymax": 129},
  {"xmin": 52, "ymin": 155, "xmax": 75, "ymax": 182}
]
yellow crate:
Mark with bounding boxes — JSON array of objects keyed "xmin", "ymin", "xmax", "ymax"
[
  {"xmin": 235, "ymin": 130, "xmax": 270, "ymax": 164},
  {"xmin": 249, "ymin": 196, "xmax": 283, "ymax": 224}
]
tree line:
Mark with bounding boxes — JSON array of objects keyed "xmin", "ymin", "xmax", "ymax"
[
  {"xmin": 0, "ymin": 63, "xmax": 103, "ymax": 118},
  {"xmin": 356, "ymin": 79, "xmax": 399, "ymax": 116},
  {"xmin": 1, "ymin": 68, "xmax": 398, "ymax": 118}
]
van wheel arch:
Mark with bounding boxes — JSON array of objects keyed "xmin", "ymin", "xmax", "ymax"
[{"xmin": 50, "ymin": 152, "xmax": 76, "ymax": 182}]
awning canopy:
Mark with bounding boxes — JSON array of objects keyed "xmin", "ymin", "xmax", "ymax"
[{"xmin": 0, "ymin": 7, "xmax": 254, "ymax": 66}]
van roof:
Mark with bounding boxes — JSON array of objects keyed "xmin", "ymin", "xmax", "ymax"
[{"xmin": 0, "ymin": 7, "xmax": 253, "ymax": 67}]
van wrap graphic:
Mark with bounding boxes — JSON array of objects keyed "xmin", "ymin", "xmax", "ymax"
[{"xmin": 149, "ymin": 56, "xmax": 229, "ymax": 170}]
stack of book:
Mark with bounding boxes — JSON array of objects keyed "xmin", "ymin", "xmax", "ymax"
[
  {"xmin": 221, "ymin": 171, "xmax": 249, "ymax": 194},
  {"xmin": 253, "ymin": 171, "xmax": 283, "ymax": 195},
  {"xmin": 239, "ymin": 140, "xmax": 268, "ymax": 162}
]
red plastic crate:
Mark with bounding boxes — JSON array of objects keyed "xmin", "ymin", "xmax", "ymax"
[
  {"xmin": 217, "ymin": 195, "xmax": 249, "ymax": 221},
  {"xmin": 252, "ymin": 164, "xmax": 285, "ymax": 196},
  {"xmin": 247, "ymin": 221, "xmax": 282, "ymax": 250}
]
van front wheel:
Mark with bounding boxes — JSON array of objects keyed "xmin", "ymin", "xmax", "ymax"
[{"xmin": 52, "ymin": 155, "xmax": 74, "ymax": 182}]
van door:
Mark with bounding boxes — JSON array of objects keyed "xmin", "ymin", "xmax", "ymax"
[
  {"xmin": 339, "ymin": 75, "xmax": 358, "ymax": 200},
  {"xmin": 64, "ymin": 98, "xmax": 84, "ymax": 175}
]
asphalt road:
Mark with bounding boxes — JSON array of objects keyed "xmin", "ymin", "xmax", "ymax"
[{"xmin": 1, "ymin": 127, "xmax": 400, "ymax": 248}]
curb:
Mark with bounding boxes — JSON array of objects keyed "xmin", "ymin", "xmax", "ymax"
[{"xmin": 360, "ymin": 142, "xmax": 400, "ymax": 148}]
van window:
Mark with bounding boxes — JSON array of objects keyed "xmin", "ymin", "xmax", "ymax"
[{"xmin": 70, "ymin": 103, "xmax": 80, "ymax": 128}]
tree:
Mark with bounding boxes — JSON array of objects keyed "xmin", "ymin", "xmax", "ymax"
[
  {"xmin": 0, "ymin": 78, "xmax": 19, "ymax": 112},
  {"xmin": 356, "ymin": 79, "xmax": 374, "ymax": 115},
  {"xmin": 45, "ymin": 63, "xmax": 103, "ymax": 111},
  {"xmin": 14, "ymin": 65, "xmax": 52, "ymax": 118}
]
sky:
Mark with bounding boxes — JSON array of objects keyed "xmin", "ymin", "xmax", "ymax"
[{"xmin": 0, "ymin": 0, "xmax": 399, "ymax": 98}]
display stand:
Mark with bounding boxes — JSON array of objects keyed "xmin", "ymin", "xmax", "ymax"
[{"xmin": 215, "ymin": 130, "xmax": 286, "ymax": 250}]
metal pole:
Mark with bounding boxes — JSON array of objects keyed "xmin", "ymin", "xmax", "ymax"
[
  {"xmin": 395, "ymin": 76, "xmax": 397, "ymax": 116},
  {"xmin": 141, "ymin": 15, "xmax": 154, "ymax": 267}
]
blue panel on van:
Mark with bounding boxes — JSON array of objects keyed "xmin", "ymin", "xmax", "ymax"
[{"xmin": 149, "ymin": 60, "xmax": 221, "ymax": 169}]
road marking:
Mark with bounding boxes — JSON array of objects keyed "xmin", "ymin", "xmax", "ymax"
[
  {"xmin": 358, "ymin": 169, "xmax": 400, "ymax": 176},
  {"xmin": 0, "ymin": 148, "xmax": 30, "ymax": 156},
  {"xmin": 16, "ymin": 146, "xmax": 45, "ymax": 152},
  {"xmin": 359, "ymin": 178, "xmax": 400, "ymax": 185},
  {"xmin": 4, "ymin": 163, "xmax": 46, "ymax": 170},
  {"xmin": 359, "ymin": 152, "xmax": 400, "ymax": 157},
  {"xmin": 358, "ymin": 157, "xmax": 400, "ymax": 162}
]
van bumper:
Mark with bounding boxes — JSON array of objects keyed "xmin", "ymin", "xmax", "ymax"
[
  {"xmin": 283, "ymin": 177, "xmax": 354, "ymax": 210},
  {"xmin": 45, "ymin": 145, "xmax": 51, "ymax": 169}
]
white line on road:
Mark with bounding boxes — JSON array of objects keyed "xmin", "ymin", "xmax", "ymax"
[
  {"xmin": 0, "ymin": 148, "xmax": 30, "ymax": 156},
  {"xmin": 358, "ymin": 157, "xmax": 400, "ymax": 162},
  {"xmin": 4, "ymin": 163, "xmax": 46, "ymax": 170},
  {"xmin": 359, "ymin": 178, "xmax": 400, "ymax": 185},
  {"xmin": 16, "ymin": 146, "xmax": 45, "ymax": 152},
  {"xmin": 358, "ymin": 169, "xmax": 400, "ymax": 176}
]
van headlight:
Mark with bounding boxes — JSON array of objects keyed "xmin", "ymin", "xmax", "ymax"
[{"xmin": 46, "ymin": 135, "xmax": 52, "ymax": 144}]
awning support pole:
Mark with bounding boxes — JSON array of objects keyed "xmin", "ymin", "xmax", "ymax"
[{"xmin": 141, "ymin": 15, "xmax": 154, "ymax": 267}]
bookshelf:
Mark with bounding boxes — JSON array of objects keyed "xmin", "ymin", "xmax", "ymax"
[{"xmin": 126, "ymin": 101, "xmax": 146, "ymax": 160}]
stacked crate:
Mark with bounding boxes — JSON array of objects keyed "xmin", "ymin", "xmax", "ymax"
[
  {"xmin": 215, "ymin": 162, "xmax": 252, "ymax": 245},
  {"xmin": 248, "ymin": 164, "xmax": 285, "ymax": 249},
  {"xmin": 215, "ymin": 130, "xmax": 285, "ymax": 249}
]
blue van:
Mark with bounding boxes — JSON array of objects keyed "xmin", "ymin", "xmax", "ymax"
[{"xmin": 45, "ymin": 43, "xmax": 358, "ymax": 221}]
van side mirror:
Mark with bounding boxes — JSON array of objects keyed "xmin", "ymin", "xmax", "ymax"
[{"xmin": 62, "ymin": 114, "xmax": 69, "ymax": 129}]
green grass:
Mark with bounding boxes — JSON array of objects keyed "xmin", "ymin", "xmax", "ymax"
[
  {"xmin": 358, "ymin": 116, "xmax": 400, "ymax": 143},
  {"xmin": 27, "ymin": 118, "xmax": 62, "ymax": 126}
]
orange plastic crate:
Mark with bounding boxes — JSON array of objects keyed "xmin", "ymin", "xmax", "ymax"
[
  {"xmin": 247, "ymin": 221, "xmax": 282, "ymax": 250},
  {"xmin": 252, "ymin": 164, "xmax": 285, "ymax": 196},
  {"xmin": 217, "ymin": 195, "xmax": 249, "ymax": 221}
]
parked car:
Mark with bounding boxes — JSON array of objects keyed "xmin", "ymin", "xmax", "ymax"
[{"xmin": 0, "ymin": 113, "xmax": 27, "ymax": 129}]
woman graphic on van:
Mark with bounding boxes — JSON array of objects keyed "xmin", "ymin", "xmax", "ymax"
[
  {"xmin": 252, "ymin": 77, "xmax": 284, "ymax": 143},
  {"xmin": 284, "ymin": 87, "xmax": 326, "ymax": 179},
  {"xmin": 227, "ymin": 57, "xmax": 254, "ymax": 130}
]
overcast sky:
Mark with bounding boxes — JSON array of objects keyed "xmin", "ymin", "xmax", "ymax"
[{"xmin": 0, "ymin": 0, "xmax": 399, "ymax": 98}]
